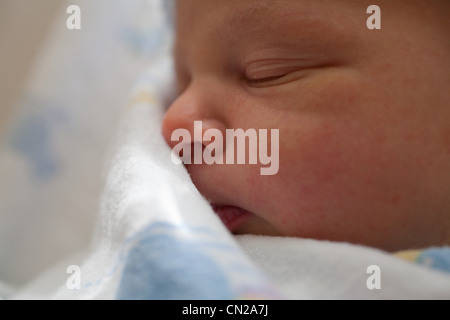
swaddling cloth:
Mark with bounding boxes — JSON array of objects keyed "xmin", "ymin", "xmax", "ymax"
[{"xmin": 47, "ymin": 55, "xmax": 280, "ymax": 300}]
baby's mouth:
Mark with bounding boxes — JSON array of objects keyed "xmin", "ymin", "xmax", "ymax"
[{"xmin": 211, "ymin": 204, "xmax": 251, "ymax": 232}]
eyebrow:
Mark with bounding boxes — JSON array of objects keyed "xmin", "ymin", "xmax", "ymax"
[{"xmin": 224, "ymin": 2, "xmax": 275, "ymax": 33}]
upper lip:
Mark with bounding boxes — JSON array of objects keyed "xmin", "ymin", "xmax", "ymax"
[
  {"xmin": 209, "ymin": 202, "xmax": 244, "ymax": 214},
  {"xmin": 210, "ymin": 202, "xmax": 244, "ymax": 212}
]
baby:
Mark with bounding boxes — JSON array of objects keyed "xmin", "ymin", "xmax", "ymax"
[{"xmin": 162, "ymin": 0, "xmax": 450, "ymax": 253}]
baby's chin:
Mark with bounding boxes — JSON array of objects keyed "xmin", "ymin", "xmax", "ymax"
[{"xmin": 186, "ymin": 164, "xmax": 285, "ymax": 235}]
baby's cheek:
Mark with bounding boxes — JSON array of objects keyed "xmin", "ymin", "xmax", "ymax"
[
  {"xmin": 271, "ymin": 119, "xmax": 385, "ymax": 227},
  {"xmin": 280, "ymin": 119, "xmax": 355, "ymax": 188}
]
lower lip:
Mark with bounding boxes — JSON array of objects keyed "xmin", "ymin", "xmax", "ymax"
[{"xmin": 212, "ymin": 205, "xmax": 251, "ymax": 232}]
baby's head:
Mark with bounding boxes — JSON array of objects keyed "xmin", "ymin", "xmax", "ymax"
[{"xmin": 162, "ymin": 0, "xmax": 450, "ymax": 252}]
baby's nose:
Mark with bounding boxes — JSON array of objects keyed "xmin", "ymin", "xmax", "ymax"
[{"xmin": 161, "ymin": 86, "xmax": 227, "ymax": 151}]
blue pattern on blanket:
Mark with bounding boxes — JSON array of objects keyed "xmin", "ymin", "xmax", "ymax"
[
  {"xmin": 117, "ymin": 222, "xmax": 235, "ymax": 300},
  {"xmin": 120, "ymin": 27, "xmax": 167, "ymax": 55},
  {"xmin": 418, "ymin": 247, "xmax": 450, "ymax": 274},
  {"xmin": 9, "ymin": 98, "xmax": 68, "ymax": 181}
]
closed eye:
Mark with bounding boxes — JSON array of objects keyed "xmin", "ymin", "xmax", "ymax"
[
  {"xmin": 245, "ymin": 69, "xmax": 306, "ymax": 88},
  {"xmin": 246, "ymin": 74, "xmax": 287, "ymax": 84},
  {"xmin": 244, "ymin": 58, "xmax": 311, "ymax": 87}
]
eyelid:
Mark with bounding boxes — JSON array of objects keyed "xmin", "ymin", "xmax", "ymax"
[{"xmin": 245, "ymin": 59, "xmax": 310, "ymax": 81}]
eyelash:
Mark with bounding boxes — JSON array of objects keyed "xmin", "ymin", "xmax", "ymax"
[
  {"xmin": 243, "ymin": 62, "xmax": 308, "ymax": 86},
  {"xmin": 245, "ymin": 74, "xmax": 287, "ymax": 84}
]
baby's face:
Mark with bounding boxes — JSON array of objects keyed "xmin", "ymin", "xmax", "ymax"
[{"xmin": 163, "ymin": 0, "xmax": 450, "ymax": 251}]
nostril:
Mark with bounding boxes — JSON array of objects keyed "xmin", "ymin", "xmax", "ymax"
[
  {"xmin": 170, "ymin": 140, "xmax": 206, "ymax": 166},
  {"xmin": 168, "ymin": 121, "xmax": 230, "ymax": 166}
]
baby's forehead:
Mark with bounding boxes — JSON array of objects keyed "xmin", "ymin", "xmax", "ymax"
[
  {"xmin": 175, "ymin": 0, "xmax": 358, "ymax": 56},
  {"xmin": 175, "ymin": 0, "xmax": 367, "ymax": 41}
]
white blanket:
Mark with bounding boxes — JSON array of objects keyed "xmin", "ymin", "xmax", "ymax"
[
  {"xmin": 237, "ymin": 236, "xmax": 450, "ymax": 299},
  {"xmin": 0, "ymin": 0, "xmax": 174, "ymax": 290}
]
